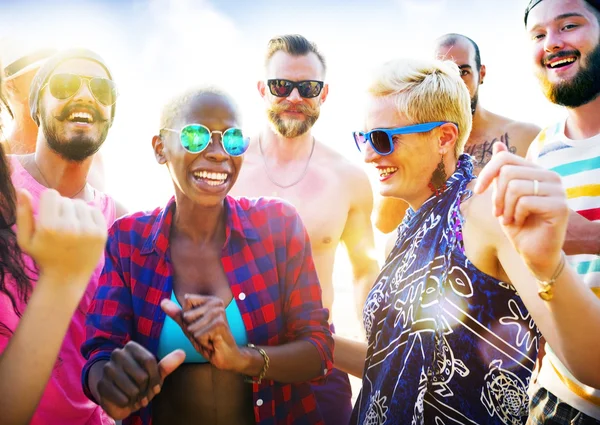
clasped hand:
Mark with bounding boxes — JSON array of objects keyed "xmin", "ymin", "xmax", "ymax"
[
  {"xmin": 474, "ymin": 142, "xmax": 569, "ymax": 277},
  {"xmin": 161, "ymin": 294, "xmax": 246, "ymax": 372}
]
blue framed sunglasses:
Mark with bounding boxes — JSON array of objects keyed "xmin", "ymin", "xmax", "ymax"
[
  {"xmin": 162, "ymin": 124, "xmax": 249, "ymax": 157},
  {"xmin": 353, "ymin": 121, "xmax": 455, "ymax": 156}
]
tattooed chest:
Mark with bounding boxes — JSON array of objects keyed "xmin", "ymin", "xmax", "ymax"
[{"xmin": 463, "ymin": 132, "xmax": 517, "ymax": 171}]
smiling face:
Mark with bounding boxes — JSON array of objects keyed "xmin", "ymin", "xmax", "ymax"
[
  {"xmin": 154, "ymin": 92, "xmax": 243, "ymax": 208},
  {"xmin": 259, "ymin": 51, "xmax": 328, "ymax": 138},
  {"xmin": 362, "ymin": 95, "xmax": 446, "ymax": 206},
  {"xmin": 527, "ymin": 0, "xmax": 600, "ymax": 107},
  {"xmin": 37, "ymin": 58, "xmax": 113, "ymax": 162}
]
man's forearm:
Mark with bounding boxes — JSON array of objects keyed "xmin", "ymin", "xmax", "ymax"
[{"xmin": 564, "ymin": 214, "xmax": 600, "ymax": 255}]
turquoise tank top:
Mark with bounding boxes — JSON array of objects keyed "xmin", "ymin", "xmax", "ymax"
[{"xmin": 157, "ymin": 292, "xmax": 248, "ymax": 363}]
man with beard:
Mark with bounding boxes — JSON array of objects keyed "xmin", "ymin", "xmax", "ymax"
[
  {"xmin": 374, "ymin": 33, "xmax": 541, "ymax": 243},
  {"xmin": 6, "ymin": 48, "xmax": 126, "ymax": 425},
  {"xmin": 0, "ymin": 43, "xmax": 107, "ymax": 190},
  {"xmin": 230, "ymin": 34, "xmax": 379, "ymax": 425},
  {"xmin": 524, "ymin": 0, "xmax": 600, "ymax": 423}
]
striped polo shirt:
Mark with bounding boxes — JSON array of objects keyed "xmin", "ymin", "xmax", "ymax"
[{"xmin": 529, "ymin": 120, "xmax": 600, "ymax": 419}]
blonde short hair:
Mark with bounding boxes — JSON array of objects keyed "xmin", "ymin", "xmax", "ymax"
[{"xmin": 368, "ymin": 58, "xmax": 472, "ymax": 157}]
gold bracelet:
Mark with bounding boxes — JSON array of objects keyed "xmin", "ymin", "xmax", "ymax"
[
  {"xmin": 244, "ymin": 343, "xmax": 270, "ymax": 384},
  {"xmin": 536, "ymin": 252, "xmax": 566, "ymax": 301}
]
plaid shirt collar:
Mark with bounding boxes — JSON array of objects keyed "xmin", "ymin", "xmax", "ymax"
[{"xmin": 140, "ymin": 196, "xmax": 260, "ymax": 257}]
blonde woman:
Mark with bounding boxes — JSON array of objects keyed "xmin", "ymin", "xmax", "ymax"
[{"xmin": 334, "ymin": 58, "xmax": 600, "ymax": 425}]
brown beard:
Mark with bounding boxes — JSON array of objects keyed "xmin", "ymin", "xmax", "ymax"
[
  {"xmin": 537, "ymin": 41, "xmax": 600, "ymax": 108},
  {"xmin": 267, "ymin": 101, "xmax": 320, "ymax": 138},
  {"xmin": 40, "ymin": 107, "xmax": 109, "ymax": 162}
]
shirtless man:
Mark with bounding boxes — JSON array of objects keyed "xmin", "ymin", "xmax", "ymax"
[
  {"xmin": 375, "ymin": 33, "xmax": 541, "ymax": 241},
  {"xmin": 1, "ymin": 46, "xmax": 107, "ymax": 190},
  {"xmin": 230, "ymin": 34, "xmax": 380, "ymax": 425}
]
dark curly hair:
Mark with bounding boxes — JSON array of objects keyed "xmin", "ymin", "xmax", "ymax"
[{"xmin": 0, "ymin": 65, "xmax": 33, "ymax": 337}]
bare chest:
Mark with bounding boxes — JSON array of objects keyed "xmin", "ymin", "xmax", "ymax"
[
  {"xmin": 232, "ymin": 162, "xmax": 350, "ymax": 252},
  {"xmin": 169, "ymin": 240, "xmax": 232, "ymax": 302},
  {"xmin": 463, "ymin": 131, "xmax": 517, "ymax": 174}
]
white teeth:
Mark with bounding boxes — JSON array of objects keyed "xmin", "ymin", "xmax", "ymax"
[
  {"xmin": 549, "ymin": 58, "xmax": 575, "ymax": 68},
  {"xmin": 193, "ymin": 170, "xmax": 228, "ymax": 184},
  {"xmin": 379, "ymin": 167, "xmax": 398, "ymax": 178},
  {"xmin": 68, "ymin": 111, "xmax": 94, "ymax": 123}
]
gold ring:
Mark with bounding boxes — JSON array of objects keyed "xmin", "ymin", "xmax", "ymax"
[{"xmin": 533, "ymin": 179, "xmax": 539, "ymax": 196}]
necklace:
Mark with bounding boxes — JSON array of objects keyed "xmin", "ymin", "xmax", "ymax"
[
  {"xmin": 258, "ymin": 135, "xmax": 315, "ymax": 189},
  {"xmin": 32, "ymin": 157, "xmax": 88, "ymax": 199}
]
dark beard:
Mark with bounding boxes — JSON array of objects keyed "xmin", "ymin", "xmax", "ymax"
[
  {"xmin": 539, "ymin": 42, "xmax": 600, "ymax": 108},
  {"xmin": 41, "ymin": 115, "xmax": 108, "ymax": 162},
  {"xmin": 471, "ymin": 90, "xmax": 479, "ymax": 115}
]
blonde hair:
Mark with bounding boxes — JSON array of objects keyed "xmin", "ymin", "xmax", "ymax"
[{"xmin": 368, "ymin": 58, "xmax": 472, "ymax": 157}]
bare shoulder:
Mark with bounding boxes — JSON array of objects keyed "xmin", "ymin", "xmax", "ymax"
[
  {"xmin": 313, "ymin": 141, "xmax": 367, "ymax": 179},
  {"xmin": 314, "ymin": 140, "xmax": 373, "ymax": 204},
  {"xmin": 488, "ymin": 112, "xmax": 541, "ymax": 157},
  {"xmin": 505, "ymin": 119, "xmax": 542, "ymax": 142}
]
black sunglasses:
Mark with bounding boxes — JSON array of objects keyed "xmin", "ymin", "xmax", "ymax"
[{"xmin": 267, "ymin": 79, "xmax": 324, "ymax": 98}]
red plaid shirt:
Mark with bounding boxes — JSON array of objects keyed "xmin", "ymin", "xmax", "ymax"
[{"xmin": 81, "ymin": 196, "xmax": 333, "ymax": 425}]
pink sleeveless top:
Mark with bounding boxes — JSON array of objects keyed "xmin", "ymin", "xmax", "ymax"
[{"xmin": 0, "ymin": 156, "xmax": 116, "ymax": 425}]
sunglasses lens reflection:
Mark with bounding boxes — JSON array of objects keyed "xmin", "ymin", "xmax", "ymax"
[
  {"xmin": 297, "ymin": 81, "xmax": 322, "ymax": 98},
  {"xmin": 181, "ymin": 125, "xmax": 211, "ymax": 153},
  {"xmin": 269, "ymin": 80, "xmax": 293, "ymax": 97},
  {"xmin": 222, "ymin": 128, "xmax": 249, "ymax": 156},
  {"xmin": 49, "ymin": 74, "xmax": 81, "ymax": 99},
  {"xmin": 90, "ymin": 78, "xmax": 117, "ymax": 106}
]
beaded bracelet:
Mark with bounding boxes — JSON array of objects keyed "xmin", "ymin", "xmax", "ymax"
[
  {"xmin": 536, "ymin": 252, "xmax": 566, "ymax": 301},
  {"xmin": 244, "ymin": 343, "xmax": 270, "ymax": 384}
]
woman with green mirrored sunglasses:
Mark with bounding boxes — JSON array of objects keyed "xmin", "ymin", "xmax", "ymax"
[{"xmin": 83, "ymin": 87, "xmax": 333, "ymax": 425}]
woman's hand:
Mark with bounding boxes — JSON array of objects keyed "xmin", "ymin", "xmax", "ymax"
[
  {"xmin": 161, "ymin": 295, "xmax": 246, "ymax": 372},
  {"xmin": 474, "ymin": 142, "xmax": 569, "ymax": 278},
  {"xmin": 94, "ymin": 341, "xmax": 185, "ymax": 420},
  {"xmin": 16, "ymin": 188, "xmax": 107, "ymax": 284}
]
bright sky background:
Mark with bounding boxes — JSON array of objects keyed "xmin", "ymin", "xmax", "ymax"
[{"xmin": 1, "ymin": 0, "xmax": 567, "ymax": 212}]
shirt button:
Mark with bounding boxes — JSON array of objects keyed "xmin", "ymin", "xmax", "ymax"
[
  {"xmin": 256, "ymin": 399, "xmax": 263, "ymax": 406},
  {"xmin": 239, "ymin": 292, "xmax": 246, "ymax": 301}
]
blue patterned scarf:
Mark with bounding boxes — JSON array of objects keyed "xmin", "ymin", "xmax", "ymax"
[{"xmin": 352, "ymin": 155, "xmax": 540, "ymax": 425}]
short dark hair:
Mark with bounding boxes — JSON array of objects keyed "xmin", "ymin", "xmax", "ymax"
[
  {"xmin": 265, "ymin": 34, "xmax": 326, "ymax": 74},
  {"xmin": 159, "ymin": 86, "xmax": 240, "ymax": 131},
  {"xmin": 524, "ymin": 0, "xmax": 600, "ymax": 25},
  {"xmin": 436, "ymin": 33, "xmax": 482, "ymax": 71}
]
